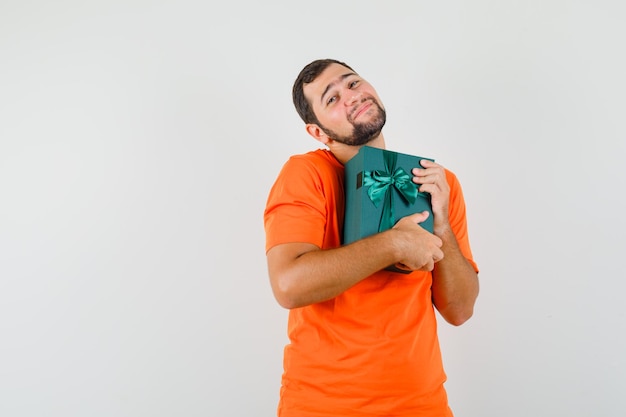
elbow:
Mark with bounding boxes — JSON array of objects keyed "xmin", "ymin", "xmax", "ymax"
[
  {"xmin": 440, "ymin": 305, "xmax": 474, "ymax": 326},
  {"xmin": 273, "ymin": 293, "xmax": 300, "ymax": 310},
  {"xmin": 446, "ymin": 309, "xmax": 473, "ymax": 326},
  {"xmin": 267, "ymin": 243, "xmax": 322, "ymax": 310},
  {"xmin": 270, "ymin": 274, "xmax": 304, "ymax": 310}
]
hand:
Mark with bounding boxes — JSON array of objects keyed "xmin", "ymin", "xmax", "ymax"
[
  {"xmin": 390, "ymin": 211, "xmax": 444, "ymax": 272},
  {"xmin": 412, "ymin": 160, "xmax": 450, "ymax": 230}
]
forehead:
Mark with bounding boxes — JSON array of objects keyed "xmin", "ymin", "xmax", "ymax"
[{"xmin": 303, "ymin": 63, "xmax": 357, "ymax": 103}]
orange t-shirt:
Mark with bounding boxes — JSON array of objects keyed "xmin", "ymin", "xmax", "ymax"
[{"xmin": 264, "ymin": 149, "xmax": 478, "ymax": 417}]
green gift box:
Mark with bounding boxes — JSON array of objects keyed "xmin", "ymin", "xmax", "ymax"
[{"xmin": 343, "ymin": 146, "xmax": 434, "ymax": 273}]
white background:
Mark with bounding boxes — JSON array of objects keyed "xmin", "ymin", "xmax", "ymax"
[{"xmin": 1, "ymin": 1, "xmax": 625, "ymax": 416}]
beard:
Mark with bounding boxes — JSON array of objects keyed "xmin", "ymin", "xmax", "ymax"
[{"xmin": 320, "ymin": 98, "xmax": 387, "ymax": 146}]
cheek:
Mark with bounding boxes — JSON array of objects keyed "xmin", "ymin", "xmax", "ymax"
[
  {"xmin": 332, "ymin": 105, "xmax": 352, "ymax": 121},
  {"xmin": 319, "ymin": 109, "xmax": 348, "ymax": 128}
]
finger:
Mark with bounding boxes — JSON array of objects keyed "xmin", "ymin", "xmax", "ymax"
[
  {"xmin": 419, "ymin": 159, "xmax": 441, "ymax": 169},
  {"xmin": 411, "ymin": 167, "xmax": 426, "ymax": 177},
  {"xmin": 404, "ymin": 211, "xmax": 430, "ymax": 224},
  {"xmin": 417, "ymin": 183, "xmax": 439, "ymax": 194},
  {"xmin": 411, "ymin": 171, "xmax": 441, "ymax": 187},
  {"xmin": 395, "ymin": 262, "xmax": 412, "ymax": 271},
  {"xmin": 422, "ymin": 259, "xmax": 435, "ymax": 272}
]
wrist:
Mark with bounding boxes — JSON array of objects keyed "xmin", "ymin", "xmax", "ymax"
[{"xmin": 433, "ymin": 220, "xmax": 452, "ymax": 238}]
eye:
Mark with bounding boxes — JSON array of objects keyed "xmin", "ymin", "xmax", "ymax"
[
  {"xmin": 349, "ymin": 80, "xmax": 360, "ymax": 88},
  {"xmin": 326, "ymin": 95, "xmax": 337, "ymax": 105}
]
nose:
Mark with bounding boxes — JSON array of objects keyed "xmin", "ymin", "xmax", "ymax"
[{"xmin": 345, "ymin": 90, "xmax": 363, "ymax": 106}]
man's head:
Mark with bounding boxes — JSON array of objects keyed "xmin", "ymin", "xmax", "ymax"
[{"xmin": 292, "ymin": 59, "xmax": 386, "ymax": 147}]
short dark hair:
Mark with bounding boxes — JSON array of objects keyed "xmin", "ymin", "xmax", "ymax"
[{"xmin": 292, "ymin": 59, "xmax": 356, "ymax": 124}]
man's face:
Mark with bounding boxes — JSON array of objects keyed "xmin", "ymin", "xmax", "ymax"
[{"xmin": 303, "ymin": 63, "xmax": 386, "ymax": 146}]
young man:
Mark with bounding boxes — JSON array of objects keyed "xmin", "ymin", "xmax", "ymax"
[{"xmin": 264, "ymin": 59, "xmax": 479, "ymax": 417}]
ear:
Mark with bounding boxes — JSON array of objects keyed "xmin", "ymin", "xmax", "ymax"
[{"xmin": 305, "ymin": 123, "xmax": 332, "ymax": 146}]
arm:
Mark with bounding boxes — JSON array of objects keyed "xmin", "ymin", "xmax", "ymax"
[
  {"xmin": 430, "ymin": 225, "xmax": 479, "ymax": 326},
  {"xmin": 267, "ymin": 211, "xmax": 444, "ymax": 309},
  {"xmin": 413, "ymin": 160, "xmax": 479, "ymax": 326}
]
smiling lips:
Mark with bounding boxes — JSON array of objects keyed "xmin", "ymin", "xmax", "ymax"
[{"xmin": 351, "ymin": 99, "xmax": 373, "ymax": 120}]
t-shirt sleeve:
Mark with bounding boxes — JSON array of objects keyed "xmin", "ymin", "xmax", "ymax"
[
  {"xmin": 264, "ymin": 156, "xmax": 328, "ymax": 252},
  {"xmin": 446, "ymin": 169, "xmax": 480, "ymax": 273}
]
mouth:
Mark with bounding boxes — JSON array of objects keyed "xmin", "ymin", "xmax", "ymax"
[{"xmin": 352, "ymin": 100, "xmax": 373, "ymax": 120}]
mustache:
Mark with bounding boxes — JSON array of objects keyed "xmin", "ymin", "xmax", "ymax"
[{"xmin": 349, "ymin": 97, "xmax": 380, "ymax": 121}]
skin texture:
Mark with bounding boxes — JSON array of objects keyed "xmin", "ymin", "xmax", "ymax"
[{"xmin": 267, "ymin": 63, "xmax": 479, "ymax": 325}]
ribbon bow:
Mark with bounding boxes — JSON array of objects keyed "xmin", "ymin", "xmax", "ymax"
[{"xmin": 363, "ymin": 150, "xmax": 420, "ymax": 232}]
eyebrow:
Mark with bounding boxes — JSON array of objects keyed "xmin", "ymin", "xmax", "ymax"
[{"xmin": 320, "ymin": 72, "xmax": 357, "ymax": 104}]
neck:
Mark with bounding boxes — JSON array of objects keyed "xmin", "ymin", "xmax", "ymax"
[{"xmin": 328, "ymin": 134, "xmax": 386, "ymax": 164}]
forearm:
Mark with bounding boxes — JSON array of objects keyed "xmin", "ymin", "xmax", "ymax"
[
  {"xmin": 268, "ymin": 231, "xmax": 400, "ymax": 309},
  {"xmin": 431, "ymin": 225, "xmax": 479, "ymax": 326}
]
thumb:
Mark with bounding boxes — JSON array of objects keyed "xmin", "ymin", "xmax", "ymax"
[{"xmin": 406, "ymin": 210, "xmax": 430, "ymax": 224}]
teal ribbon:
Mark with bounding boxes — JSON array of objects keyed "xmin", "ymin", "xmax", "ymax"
[{"xmin": 363, "ymin": 150, "xmax": 420, "ymax": 232}]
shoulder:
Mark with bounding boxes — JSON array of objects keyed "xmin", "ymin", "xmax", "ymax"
[
  {"xmin": 280, "ymin": 149, "xmax": 343, "ymax": 179},
  {"xmin": 444, "ymin": 168, "xmax": 460, "ymax": 187},
  {"xmin": 286, "ymin": 149, "xmax": 341, "ymax": 168},
  {"xmin": 443, "ymin": 167, "xmax": 469, "ymax": 208}
]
